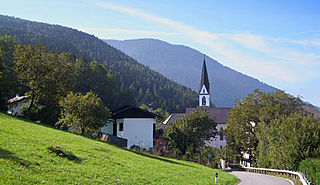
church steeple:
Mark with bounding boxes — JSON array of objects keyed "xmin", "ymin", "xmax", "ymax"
[{"xmin": 199, "ymin": 55, "xmax": 210, "ymax": 107}]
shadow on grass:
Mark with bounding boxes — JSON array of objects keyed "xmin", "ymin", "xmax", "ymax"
[
  {"xmin": 0, "ymin": 148, "xmax": 32, "ymax": 167},
  {"xmin": 47, "ymin": 145, "xmax": 82, "ymax": 164},
  {"xmin": 129, "ymin": 150, "xmax": 195, "ymax": 168}
]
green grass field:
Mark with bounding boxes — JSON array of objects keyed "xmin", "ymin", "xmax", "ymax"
[{"xmin": 0, "ymin": 113, "xmax": 239, "ymax": 184}]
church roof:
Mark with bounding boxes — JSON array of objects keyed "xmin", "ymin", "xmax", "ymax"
[
  {"xmin": 199, "ymin": 57, "xmax": 210, "ymax": 93},
  {"xmin": 163, "ymin": 113, "xmax": 184, "ymax": 124},
  {"xmin": 163, "ymin": 107, "xmax": 231, "ymax": 126},
  {"xmin": 186, "ymin": 107, "xmax": 231, "ymax": 124}
]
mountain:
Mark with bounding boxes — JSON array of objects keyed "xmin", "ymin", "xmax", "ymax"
[
  {"xmin": 0, "ymin": 15, "xmax": 197, "ymax": 112},
  {"xmin": 106, "ymin": 39, "xmax": 278, "ymax": 107}
]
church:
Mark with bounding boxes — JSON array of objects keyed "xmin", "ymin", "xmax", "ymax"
[{"xmin": 162, "ymin": 56, "xmax": 231, "ymax": 149}]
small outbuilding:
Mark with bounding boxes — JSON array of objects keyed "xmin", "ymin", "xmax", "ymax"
[
  {"xmin": 7, "ymin": 94, "xmax": 29, "ymax": 116},
  {"xmin": 101, "ymin": 105, "xmax": 157, "ymax": 149}
]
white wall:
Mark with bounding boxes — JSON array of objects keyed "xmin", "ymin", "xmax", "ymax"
[
  {"xmin": 199, "ymin": 85, "xmax": 210, "ymax": 107},
  {"xmin": 101, "ymin": 122, "xmax": 114, "ymax": 135},
  {"xmin": 117, "ymin": 118, "xmax": 154, "ymax": 149},
  {"xmin": 205, "ymin": 124, "xmax": 227, "ymax": 148},
  {"xmin": 214, "ymin": 124, "xmax": 227, "ymax": 148},
  {"xmin": 7, "ymin": 101, "xmax": 30, "ymax": 116}
]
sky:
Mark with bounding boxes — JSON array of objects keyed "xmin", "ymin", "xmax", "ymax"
[{"xmin": 1, "ymin": 0, "xmax": 320, "ymax": 106}]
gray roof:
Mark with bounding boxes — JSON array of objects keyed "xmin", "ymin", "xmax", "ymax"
[
  {"xmin": 160, "ymin": 113, "xmax": 184, "ymax": 131},
  {"xmin": 186, "ymin": 107, "xmax": 231, "ymax": 123},
  {"xmin": 164, "ymin": 113, "xmax": 184, "ymax": 124},
  {"xmin": 163, "ymin": 107, "xmax": 231, "ymax": 125}
]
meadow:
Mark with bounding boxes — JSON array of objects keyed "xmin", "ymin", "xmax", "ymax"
[{"xmin": 0, "ymin": 113, "xmax": 239, "ymax": 184}]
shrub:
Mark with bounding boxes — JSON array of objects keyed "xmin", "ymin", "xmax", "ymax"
[{"xmin": 299, "ymin": 158, "xmax": 320, "ymax": 185}]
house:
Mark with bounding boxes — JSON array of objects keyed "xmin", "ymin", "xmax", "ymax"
[
  {"xmin": 7, "ymin": 94, "xmax": 30, "ymax": 116},
  {"xmin": 101, "ymin": 105, "xmax": 157, "ymax": 149},
  {"xmin": 161, "ymin": 56, "xmax": 232, "ymax": 149}
]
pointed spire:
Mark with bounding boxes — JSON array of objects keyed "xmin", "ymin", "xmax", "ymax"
[{"xmin": 199, "ymin": 55, "xmax": 210, "ymax": 93}]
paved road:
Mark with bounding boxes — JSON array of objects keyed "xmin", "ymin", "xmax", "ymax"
[{"xmin": 230, "ymin": 171, "xmax": 294, "ymax": 185}]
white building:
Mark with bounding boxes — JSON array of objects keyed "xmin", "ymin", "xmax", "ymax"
[
  {"xmin": 7, "ymin": 94, "xmax": 30, "ymax": 116},
  {"xmin": 101, "ymin": 105, "xmax": 157, "ymax": 149}
]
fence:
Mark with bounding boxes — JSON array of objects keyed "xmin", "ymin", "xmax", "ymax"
[
  {"xmin": 100, "ymin": 134, "xmax": 127, "ymax": 148},
  {"xmin": 242, "ymin": 166, "xmax": 309, "ymax": 185}
]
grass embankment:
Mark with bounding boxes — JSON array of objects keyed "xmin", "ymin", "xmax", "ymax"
[{"xmin": 0, "ymin": 113, "xmax": 239, "ymax": 184}]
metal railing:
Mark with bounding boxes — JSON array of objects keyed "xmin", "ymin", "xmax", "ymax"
[{"xmin": 242, "ymin": 166, "xmax": 309, "ymax": 185}]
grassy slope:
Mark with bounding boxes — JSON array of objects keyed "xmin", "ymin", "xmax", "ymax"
[{"xmin": 0, "ymin": 113, "xmax": 239, "ymax": 185}]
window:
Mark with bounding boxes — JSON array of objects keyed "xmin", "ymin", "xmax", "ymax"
[
  {"xmin": 219, "ymin": 128, "xmax": 224, "ymax": 140},
  {"xmin": 202, "ymin": 96, "xmax": 206, "ymax": 106},
  {"xmin": 119, "ymin": 123, "xmax": 123, "ymax": 131}
]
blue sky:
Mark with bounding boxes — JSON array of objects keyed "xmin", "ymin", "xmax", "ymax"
[{"xmin": 1, "ymin": 0, "xmax": 320, "ymax": 106}]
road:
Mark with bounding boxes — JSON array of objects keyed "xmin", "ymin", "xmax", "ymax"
[{"xmin": 230, "ymin": 171, "xmax": 294, "ymax": 185}]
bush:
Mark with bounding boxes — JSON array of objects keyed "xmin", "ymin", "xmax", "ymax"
[
  {"xmin": 299, "ymin": 158, "xmax": 320, "ymax": 185},
  {"xmin": 21, "ymin": 104, "xmax": 40, "ymax": 121}
]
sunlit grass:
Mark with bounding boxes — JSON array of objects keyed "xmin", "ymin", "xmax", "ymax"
[{"xmin": 0, "ymin": 113, "xmax": 239, "ymax": 184}]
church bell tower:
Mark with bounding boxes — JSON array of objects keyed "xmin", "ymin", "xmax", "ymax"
[{"xmin": 199, "ymin": 55, "xmax": 210, "ymax": 107}]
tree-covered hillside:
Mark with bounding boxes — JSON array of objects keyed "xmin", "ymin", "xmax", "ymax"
[
  {"xmin": 106, "ymin": 39, "xmax": 278, "ymax": 107},
  {"xmin": 0, "ymin": 15, "xmax": 197, "ymax": 112}
]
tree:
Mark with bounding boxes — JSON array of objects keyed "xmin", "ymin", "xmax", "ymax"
[
  {"xmin": 139, "ymin": 104, "xmax": 149, "ymax": 110},
  {"xmin": 258, "ymin": 113, "xmax": 320, "ymax": 170},
  {"xmin": 226, "ymin": 90, "xmax": 304, "ymax": 164},
  {"xmin": 165, "ymin": 109, "xmax": 217, "ymax": 159},
  {"xmin": 153, "ymin": 108, "xmax": 169, "ymax": 123},
  {"xmin": 0, "ymin": 36, "xmax": 16, "ymax": 111},
  {"xmin": 14, "ymin": 44, "xmax": 76, "ymax": 124},
  {"xmin": 14, "ymin": 45, "xmax": 48, "ymax": 113},
  {"xmin": 57, "ymin": 91, "xmax": 111, "ymax": 135}
]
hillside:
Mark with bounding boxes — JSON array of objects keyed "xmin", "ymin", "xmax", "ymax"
[
  {"xmin": 0, "ymin": 113, "xmax": 239, "ymax": 184},
  {"xmin": 106, "ymin": 39, "xmax": 278, "ymax": 107},
  {"xmin": 0, "ymin": 15, "xmax": 197, "ymax": 113}
]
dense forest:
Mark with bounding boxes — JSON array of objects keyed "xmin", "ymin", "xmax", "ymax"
[{"xmin": 0, "ymin": 15, "xmax": 198, "ymax": 113}]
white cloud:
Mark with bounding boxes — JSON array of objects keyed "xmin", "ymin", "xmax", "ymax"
[
  {"xmin": 76, "ymin": 27, "xmax": 177, "ymax": 37},
  {"xmin": 92, "ymin": 1, "xmax": 320, "ymax": 84}
]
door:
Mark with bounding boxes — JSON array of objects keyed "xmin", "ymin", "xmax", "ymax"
[{"xmin": 113, "ymin": 122, "xmax": 117, "ymax": 136}]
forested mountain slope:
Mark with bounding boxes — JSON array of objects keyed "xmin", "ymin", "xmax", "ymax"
[
  {"xmin": 0, "ymin": 15, "xmax": 197, "ymax": 112},
  {"xmin": 106, "ymin": 39, "xmax": 278, "ymax": 107}
]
